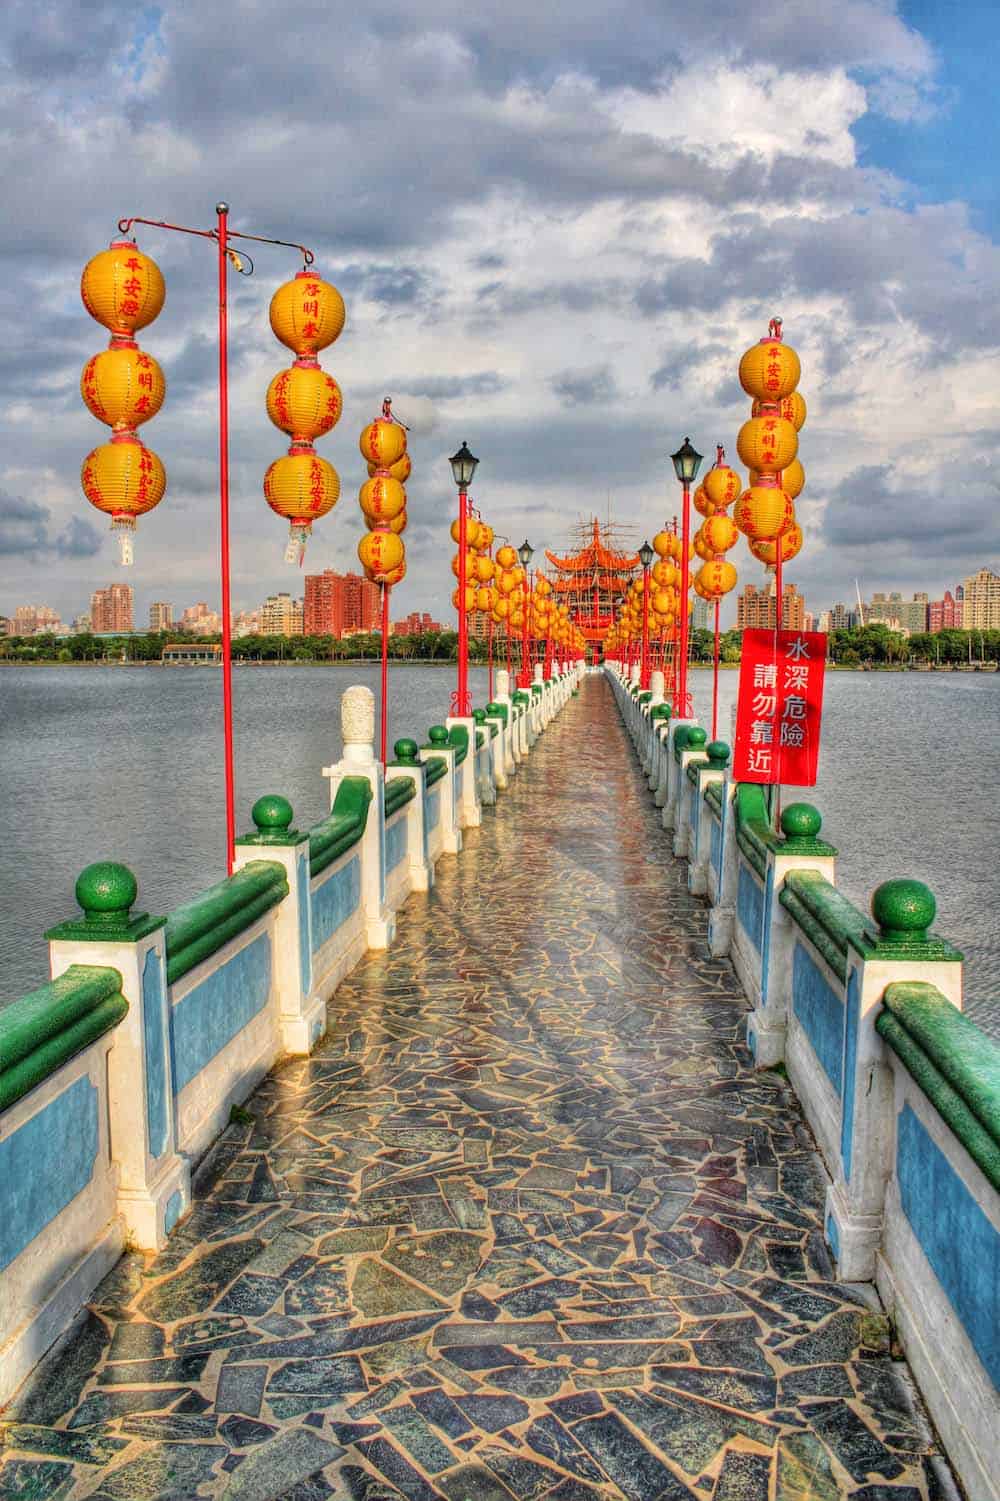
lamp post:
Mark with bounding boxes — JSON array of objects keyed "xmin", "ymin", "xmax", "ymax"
[
  {"xmin": 638, "ymin": 538, "xmax": 654, "ymax": 689},
  {"xmin": 113, "ymin": 205, "xmax": 317, "ymax": 874},
  {"xmin": 670, "ymin": 437, "xmax": 703, "ymax": 717},
  {"xmin": 518, "ymin": 539, "xmax": 533, "ymax": 687},
  {"xmin": 449, "ymin": 441, "xmax": 478, "ymax": 716}
]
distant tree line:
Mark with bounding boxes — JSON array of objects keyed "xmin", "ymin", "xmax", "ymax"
[{"xmin": 2, "ymin": 623, "xmax": 998, "ymax": 667}]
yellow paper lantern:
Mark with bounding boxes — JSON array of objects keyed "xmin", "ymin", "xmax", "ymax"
[
  {"xmin": 493, "ymin": 596, "xmax": 510, "ymax": 620},
  {"xmin": 779, "ymin": 459, "xmax": 805, "ymax": 500},
  {"xmin": 497, "ymin": 569, "xmax": 519, "ymax": 595},
  {"xmin": 380, "ymin": 559, "xmax": 406, "ymax": 587},
  {"xmin": 703, "ymin": 464, "xmax": 741, "ymax": 509},
  {"xmin": 693, "ymin": 487, "xmax": 716, "ymax": 518},
  {"xmin": 81, "ymin": 437, "xmax": 166, "ymax": 519},
  {"xmin": 697, "ymin": 559, "xmax": 738, "ymax": 597},
  {"xmin": 750, "ymin": 525, "xmax": 803, "ymax": 565},
  {"xmin": 367, "ymin": 453, "xmax": 412, "ymax": 483},
  {"xmin": 81, "ymin": 346, "xmax": 165, "ymax": 432},
  {"xmin": 267, "ymin": 363, "xmax": 342, "ymax": 442},
  {"xmin": 270, "ymin": 271, "xmax": 345, "ymax": 356},
  {"xmin": 476, "ymin": 586, "xmax": 494, "ymax": 611},
  {"xmin": 360, "ymin": 417, "xmax": 406, "ymax": 470},
  {"xmin": 474, "ymin": 555, "xmax": 495, "ymax": 583},
  {"xmin": 264, "ymin": 452, "xmax": 340, "ymax": 523},
  {"xmin": 693, "ymin": 530, "xmax": 714, "ymax": 561},
  {"xmin": 385, "ymin": 509, "xmax": 407, "ymax": 536},
  {"xmin": 536, "ymin": 576, "xmax": 552, "ymax": 597},
  {"xmin": 451, "ymin": 549, "xmax": 477, "ymax": 579},
  {"xmin": 737, "ymin": 415, "xmax": 798, "ymax": 475},
  {"xmin": 753, "ymin": 391, "xmax": 806, "ymax": 430},
  {"xmin": 734, "ymin": 485, "xmax": 795, "ymax": 542},
  {"xmin": 359, "ymin": 474, "xmax": 406, "ymax": 524},
  {"xmin": 652, "ymin": 530, "xmax": 673, "ymax": 558},
  {"xmin": 496, "ymin": 543, "xmax": 517, "ymax": 568},
  {"xmin": 81, "ymin": 436, "xmax": 166, "ymax": 563},
  {"xmin": 478, "ymin": 523, "xmax": 494, "ymax": 549},
  {"xmin": 703, "ymin": 513, "xmax": 739, "ymax": 553},
  {"xmin": 739, "ymin": 333, "xmax": 801, "ymax": 401},
  {"xmin": 81, "ymin": 241, "xmax": 165, "ymax": 338},
  {"xmin": 358, "ymin": 529, "xmax": 405, "ymax": 579}
]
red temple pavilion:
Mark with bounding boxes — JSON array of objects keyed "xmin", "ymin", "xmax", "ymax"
[{"xmin": 545, "ymin": 518, "xmax": 639, "ymax": 661}]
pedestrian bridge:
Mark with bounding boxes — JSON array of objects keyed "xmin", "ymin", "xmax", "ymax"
[{"xmin": 1, "ymin": 670, "xmax": 995, "ymax": 1500}]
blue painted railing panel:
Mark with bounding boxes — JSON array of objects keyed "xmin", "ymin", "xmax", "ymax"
[
  {"xmin": 311, "ymin": 854, "xmax": 361, "ymax": 955},
  {"xmin": 171, "ymin": 932, "xmax": 272, "ymax": 1093},
  {"xmin": 296, "ymin": 849, "xmax": 312, "ymax": 999},
  {"xmin": 0, "ymin": 1075, "xmax": 99, "ymax": 1272},
  {"xmin": 737, "ymin": 863, "xmax": 764, "ymax": 955},
  {"xmin": 897, "ymin": 1104, "xmax": 1000, "ymax": 1386},
  {"xmin": 710, "ymin": 809, "xmax": 722, "ymax": 880},
  {"xmin": 426, "ymin": 789, "xmax": 440, "ymax": 833},
  {"xmin": 841, "ymin": 969, "xmax": 860, "ymax": 1179},
  {"xmin": 792, "ymin": 940, "xmax": 844, "ymax": 1095},
  {"xmin": 386, "ymin": 814, "xmax": 408, "ymax": 875},
  {"xmin": 141, "ymin": 948, "xmax": 170, "ymax": 1160}
]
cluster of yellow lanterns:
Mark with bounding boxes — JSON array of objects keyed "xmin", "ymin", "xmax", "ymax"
[
  {"xmin": 263, "ymin": 270, "xmax": 346, "ymax": 565},
  {"xmin": 732, "ymin": 318, "xmax": 807, "ymax": 566},
  {"xmin": 451, "ymin": 515, "xmax": 497, "ymax": 616},
  {"xmin": 607, "ymin": 527, "xmax": 687, "ymax": 656},
  {"xmin": 79, "ymin": 239, "xmax": 168, "ymax": 563},
  {"xmin": 357, "ymin": 403, "xmax": 409, "ymax": 585},
  {"xmin": 691, "ymin": 449, "xmax": 741, "ymax": 599}
]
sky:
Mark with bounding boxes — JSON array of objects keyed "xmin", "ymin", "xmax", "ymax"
[{"xmin": 1, "ymin": 0, "xmax": 998, "ymax": 630}]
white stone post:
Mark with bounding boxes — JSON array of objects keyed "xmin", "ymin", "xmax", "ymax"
[
  {"xmin": 826, "ymin": 881, "xmax": 963, "ymax": 1281},
  {"xmin": 661, "ymin": 722, "xmax": 703, "ymax": 832},
  {"xmin": 495, "ymin": 668, "xmax": 522, "ymax": 767},
  {"xmin": 445, "ymin": 716, "xmax": 482, "ymax": 827},
  {"xmin": 234, "ymin": 797, "xmax": 324, "ymax": 1055},
  {"xmin": 385, "ymin": 745, "xmax": 433, "ymax": 893},
  {"xmin": 419, "ymin": 726, "xmax": 462, "ymax": 854},
  {"xmin": 48, "ymin": 867, "xmax": 190, "ymax": 1250},
  {"xmin": 323, "ymin": 685, "xmax": 395, "ymax": 949},
  {"xmin": 484, "ymin": 705, "xmax": 510, "ymax": 787},
  {"xmin": 707, "ymin": 778, "xmax": 739, "ymax": 957}
]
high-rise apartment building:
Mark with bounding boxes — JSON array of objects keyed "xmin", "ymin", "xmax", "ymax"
[
  {"xmin": 928, "ymin": 590, "xmax": 963, "ymax": 633},
  {"xmin": 395, "ymin": 611, "xmax": 443, "ymax": 635},
  {"xmin": 828, "ymin": 603, "xmax": 854, "ymax": 630},
  {"xmin": 961, "ymin": 568, "xmax": 1000, "ymax": 630},
  {"xmin": 736, "ymin": 581, "xmax": 806, "ymax": 631},
  {"xmin": 180, "ymin": 603, "xmax": 221, "ymax": 636},
  {"xmin": 149, "ymin": 601, "xmax": 173, "ymax": 631},
  {"xmin": 691, "ymin": 597, "xmax": 711, "ymax": 631},
  {"xmin": 13, "ymin": 604, "xmax": 62, "ymax": 635},
  {"xmin": 260, "ymin": 593, "xmax": 304, "ymax": 635},
  {"xmin": 90, "ymin": 584, "xmax": 133, "ymax": 633},
  {"xmin": 304, "ymin": 570, "xmax": 380, "ymax": 636}
]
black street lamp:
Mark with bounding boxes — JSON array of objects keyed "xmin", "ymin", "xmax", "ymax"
[{"xmin": 670, "ymin": 437, "xmax": 703, "ymax": 715}]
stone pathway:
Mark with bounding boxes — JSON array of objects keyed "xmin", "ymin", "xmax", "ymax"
[{"xmin": 1, "ymin": 678, "xmax": 960, "ymax": 1501}]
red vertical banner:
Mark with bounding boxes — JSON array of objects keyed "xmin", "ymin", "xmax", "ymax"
[{"xmin": 733, "ymin": 628, "xmax": 827, "ymax": 785}]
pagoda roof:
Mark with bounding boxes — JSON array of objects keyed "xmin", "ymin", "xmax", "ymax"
[{"xmin": 546, "ymin": 519, "xmax": 638, "ymax": 574}]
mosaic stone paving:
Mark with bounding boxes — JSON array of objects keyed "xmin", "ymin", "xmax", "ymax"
[{"xmin": 1, "ymin": 678, "xmax": 961, "ymax": 1500}]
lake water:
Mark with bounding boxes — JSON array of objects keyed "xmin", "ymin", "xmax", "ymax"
[{"xmin": 1, "ymin": 664, "xmax": 997, "ymax": 1038}]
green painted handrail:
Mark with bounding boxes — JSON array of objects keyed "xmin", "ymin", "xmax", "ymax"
[
  {"xmin": 780, "ymin": 869, "xmax": 869, "ymax": 984},
  {"xmin": 309, "ymin": 777, "xmax": 373, "ymax": 879},
  {"xmin": 512, "ymin": 691, "xmax": 530, "ymax": 706},
  {"xmin": 734, "ymin": 782, "xmax": 771, "ymax": 879},
  {"xmin": 704, "ymin": 781, "xmax": 724, "ymax": 814},
  {"xmin": 0, "ymin": 965, "xmax": 128, "ymax": 1111},
  {"xmin": 877, "ymin": 982, "xmax": 1000, "ymax": 1191},
  {"xmin": 423, "ymin": 756, "xmax": 448, "ymax": 789},
  {"xmin": 476, "ymin": 730, "xmax": 486, "ymax": 749},
  {"xmin": 165, "ymin": 861, "xmax": 288, "ymax": 984},
  {"xmin": 384, "ymin": 776, "xmax": 416, "ymax": 819},
  {"xmin": 448, "ymin": 725, "xmax": 469, "ymax": 765},
  {"xmin": 486, "ymin": 702, "xmax": 508, "ymax": 725}
]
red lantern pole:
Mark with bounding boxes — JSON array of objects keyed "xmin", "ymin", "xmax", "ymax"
[
  {"xmin": 712, "ymin": 597, "xmax": 721, "ymax": 740},
  {"xmin": 453, "ymin": 486, "xmax": 471, "ymax": 716},
  {"xmin": 216, "ymin": 204, "xmax": 236, "ymax": 872},
  {"xmin": 380, "ymin": 583, "xmax": 390, "ymax": 765},
  {"xmin": 640, "ymin": 561, "xmax": 651, "ymax": 690},
  {"xmin": 520, "ymin": 570, "xmax": 530, "ymax": 688},
  {"xmin": 115, "ymin": 206, "xmax": 316, "ymax": 875},
  {"xmin": 678, "ymin": 480, "xmax": 692, "ymax": 717}
]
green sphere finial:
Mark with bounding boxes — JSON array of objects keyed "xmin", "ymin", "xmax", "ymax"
[
  {"xmin": 394, "ymin": 738, "xmax": 419, "ymax": 764},
  {"xmin": 706, "ymin": 740, "xmax": 730, "ymax": 767},
  {"xmin": 251, "ymin": 795, "xmax": 294, "ymax": 834},
  {"xmin": 687, "ymin": 726, "xmax": 707, "ymax": 748},
  {"xmin": 871, "ymin": 879, "xmax": 936, "ymax": 941},
  {"xmin": 428, "ymin": 725, "xmax": 449, "ymax": 745},
  {"xmin": 781, "ymin": 803, "xmax": 822, "ymax": 842},
  {"xmin": 472, "ymin": 708, "xmax": 486, "ymax": 724},
  {"xmin": 76, "ymin": 861, "xmax": 137, "ymax": 921}
]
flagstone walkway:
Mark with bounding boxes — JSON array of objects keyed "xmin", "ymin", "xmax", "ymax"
[{"xmin": 2, "ymin": 678, "xmax": 959, "ymax": 1501}]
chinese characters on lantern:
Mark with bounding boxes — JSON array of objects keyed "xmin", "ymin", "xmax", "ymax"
[{"xmin": 733, "ymin": 628, "xmax": 826, "ymax": 785}]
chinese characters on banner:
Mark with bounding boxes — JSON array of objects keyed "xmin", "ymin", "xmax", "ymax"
[{"xmin": 733, "ymin": 628, "xmax": 827, "ymax": 785}]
